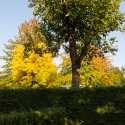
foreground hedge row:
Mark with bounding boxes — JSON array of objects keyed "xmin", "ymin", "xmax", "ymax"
[{"xmin": 0, "ymin": 87, "xmax": 125, "ymax": 124}]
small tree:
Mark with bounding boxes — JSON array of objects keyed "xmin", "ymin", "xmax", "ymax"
[{"xmin": 29, "ymin": 0, "xmax": 125, "ymax": 87}]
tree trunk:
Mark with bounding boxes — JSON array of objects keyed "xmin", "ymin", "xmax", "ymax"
[
  {"xmin": 66, "ymin": 15, "xmax": 82, "ymax": 88},
  {"xmin": 71, "ymin": 58, "xmax": 81, "ymax": 88}
]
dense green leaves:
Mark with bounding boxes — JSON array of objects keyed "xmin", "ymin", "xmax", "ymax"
[
  {"xmin": 29, "ymin": 0, "xmax": 124, "ymax": 54},
  {"xmin": 0, "ymin": 107, "xmax": 66, "ymax": 125},
  {"xmin": 29, "ymin": 0, "xmax": 125, "ymax": 87}
]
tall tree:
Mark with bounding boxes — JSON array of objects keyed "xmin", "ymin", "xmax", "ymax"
[
  {"xmin": 0, "ymin": 18, "xmax": 57, "ymax": 87},
  {"xmin": 29, "ymin": 0, "xmax": 125, "ymax": 87}
]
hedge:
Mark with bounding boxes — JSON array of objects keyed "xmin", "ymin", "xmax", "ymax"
[{"xmin": 0, "ymin": 86, "xmax": 125, "ymax": 124}]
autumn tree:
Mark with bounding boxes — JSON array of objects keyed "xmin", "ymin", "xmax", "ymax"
[
  {"xmin": 0, "ymin": 18, "xmax": 43, "ymax": 82},
  {"xmin": 57, "ymin": 53, "xmax": 123, "ymax": 87},
  {"xmin": 29, "ymin": 0, "xmax": 125, "ymax": 87},
  {"xmin": 10, "ymin": 45, "xmax": 57, "ymax": 88},
  {"xmin": 1, "ymin": 18, "xmax": 57, "ymax": 88}
]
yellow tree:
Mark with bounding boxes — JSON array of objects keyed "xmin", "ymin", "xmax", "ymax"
[
  {"xmin": 2, "ymin": 18, "xmax": 57, "ymax": 88},
  {"xmin": 10, "ymin": 45, "xmax": 57, "ymax": 88},
  {"xmin": 0, "ymin": 18, "xmax": 45, "ymax": 86}
]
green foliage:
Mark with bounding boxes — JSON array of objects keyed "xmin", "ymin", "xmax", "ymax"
[
  {"xmin": 29, "ymin": 0, "xmax": 125, "ymax": 87},
  {"xmin": 0, "ymin": 107, "xmax": 66, "ymax": 125},
  {"xmin": 111, "ymin": 67, "xmax": 125, "ymax": 86},
  {"xmin": 0, "ymin": 87, "xmax": 125, "ymax": 124},
  {"xmin": 29, "ymin": 0, "xmax": 124, "ymax": 53}
]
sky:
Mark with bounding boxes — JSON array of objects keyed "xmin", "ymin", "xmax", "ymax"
[{"xmin": 0, "ymin": 0, "xmax": 125, "ymax": 71}]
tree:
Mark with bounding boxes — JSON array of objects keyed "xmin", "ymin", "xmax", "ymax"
[
  {"xmin": 0, "ymin": 18, "xmax": 57, "ymax": 88},
  {"xmin": 29, "ymin": 0, "xmax": 125, "ymax": 87},
  {"xmin": 0, "ymin": 18, "xmax": 44, "ymax": 81},
  {"xmin": 10, "ymin": 45, "xmax": 57, "ymax": 88},
  {"xmin": 57, "ymin": 53, "xmax": 118, "ymax": 87}
]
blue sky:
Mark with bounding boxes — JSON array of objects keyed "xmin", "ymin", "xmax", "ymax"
[
  {"xmin": 0, "ymin": 0, "xmax": 125, "ymax": 71},
  {"xmin": 0, "ymin": 0, "xmax": 34, "ymax": 70}
]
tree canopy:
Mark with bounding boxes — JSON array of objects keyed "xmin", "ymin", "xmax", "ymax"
[
  {"xmin": 0, "ymin": 18, "xmax": 57, "ymax": 88},
  {"xmin": 29, "ymin": 0, "xmax": 125, "ymax": 87}
]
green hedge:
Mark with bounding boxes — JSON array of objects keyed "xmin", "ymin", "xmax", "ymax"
[{"xmin": 0, "ymin": 87, "xmax": 125, "ymax": 124}]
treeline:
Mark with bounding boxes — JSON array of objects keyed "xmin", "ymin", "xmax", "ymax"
[{"xmin": 0, "ymin": 18, "xmax": 125, "ymax": 88}]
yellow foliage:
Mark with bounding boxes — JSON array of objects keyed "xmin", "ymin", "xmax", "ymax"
[
  {"xmin": 57, "ymin": 53, "xmax": 117, "ymax": 87},
  {"xmin": 81, "ymin": 56, "xmax": 116, "ymax": 86},
  {"xmin": 10, "ymin": 45, "xmax": 57, "ymax": 88},
  {"xmin": 8, "ymin": 18, "xmax": 58, "ymax": 88}
]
